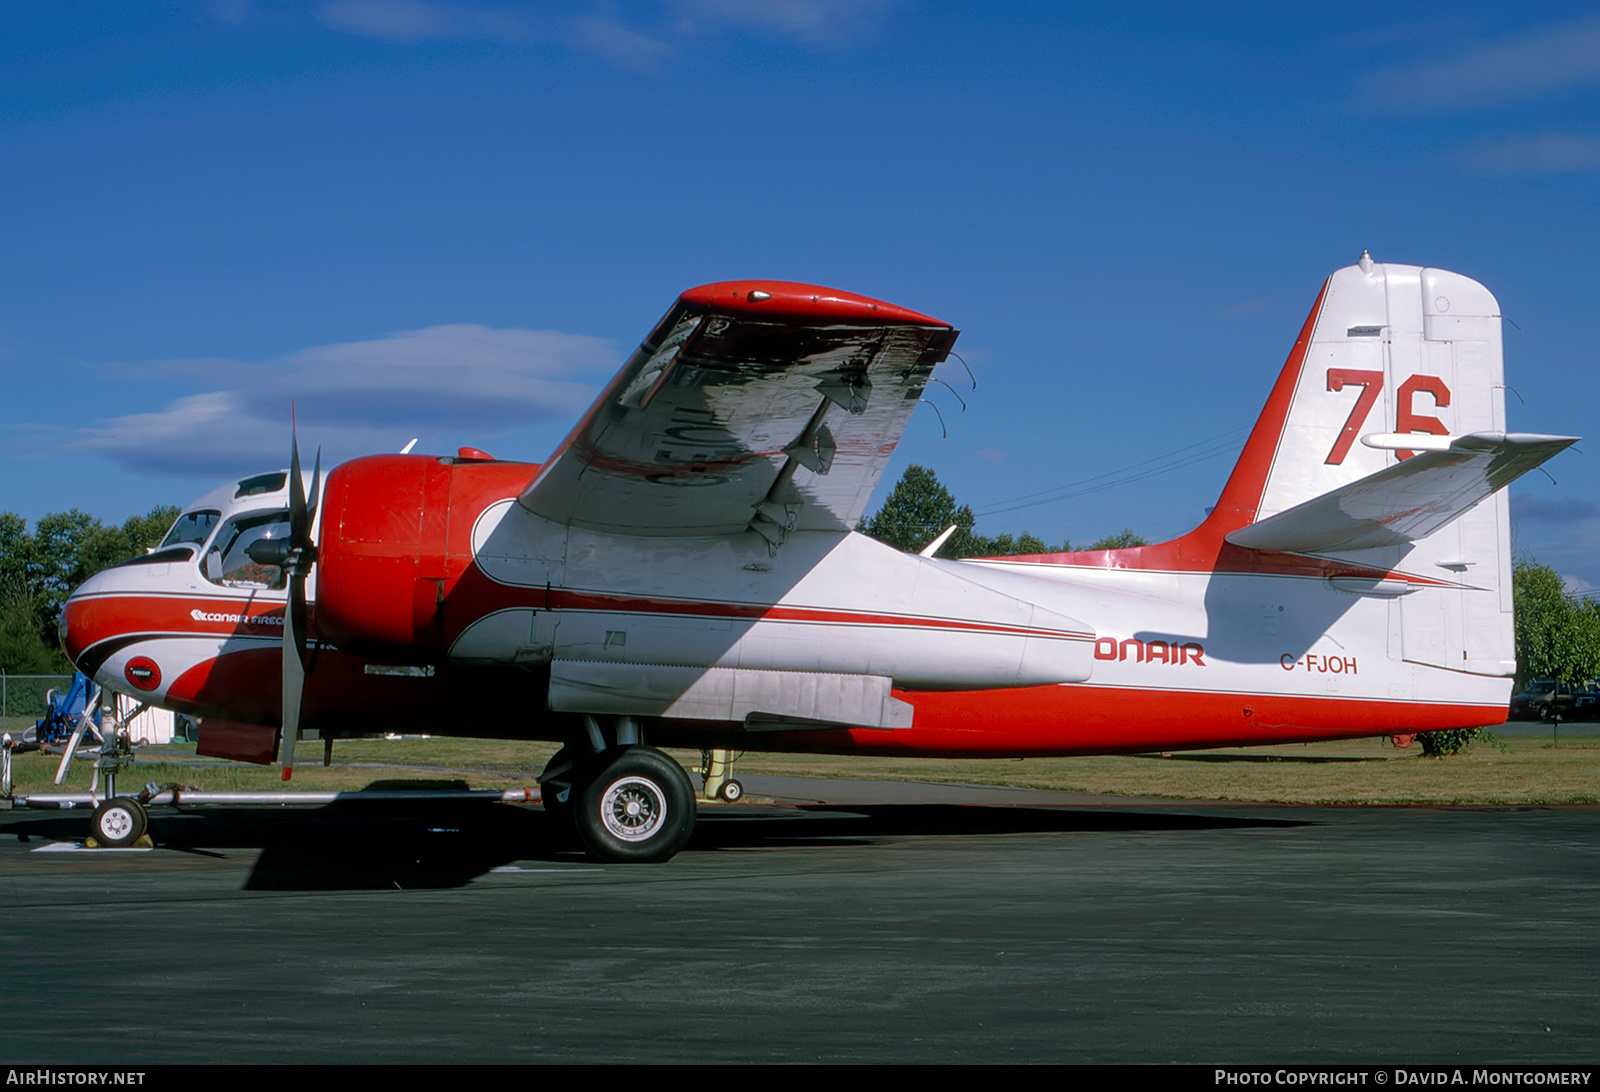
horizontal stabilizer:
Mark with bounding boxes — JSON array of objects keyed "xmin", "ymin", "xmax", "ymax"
[{"xmin": 1225, "ymin": 432, "xmax": 1578, "ymax": 554}]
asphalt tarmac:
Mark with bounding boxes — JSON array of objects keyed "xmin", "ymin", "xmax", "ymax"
[{"xmin": 1, "ymin": 776, "xmax": 1595, "ymax": 1064}]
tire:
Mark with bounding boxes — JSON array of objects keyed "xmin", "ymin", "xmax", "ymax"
[
  {"xmin": 718, "ymin": 778, "xmax": 743, "ymax": 803},
  {"xmin": 1538, "ymin": 703, "xmax": 1555, "ymax": 722},
  {"xmin": 91, "ymin": 797, "xmax": 148, "ymax": 848},
  {"xmin": 572, "ymin": 746, "xmax": 696, "ymax": 864}
]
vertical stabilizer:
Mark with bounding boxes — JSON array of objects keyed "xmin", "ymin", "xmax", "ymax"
[
  {"xmin": 1029, "ymin": 256, "xmax": 1529, "ymax": 678},
  {"xmin": 1207, "ymin": 257, "xmax": 1517, "ymax": 676},
  {"xmin": 1210, "ymin": 258, "xmax": 1507, "ymax": 532}
]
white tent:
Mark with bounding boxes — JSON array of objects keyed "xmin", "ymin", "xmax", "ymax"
[{"xmin": 111, "ymin": 691, "xmax": 178, "ymax": 745}]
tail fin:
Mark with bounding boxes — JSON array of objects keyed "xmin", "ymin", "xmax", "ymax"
[
  {"xmin": 1200, "ymin": 254, "xmax": 1572, "ymax": 677},
  {"xmin": 1210, "ymin": 253, "xmax": 1512, "ymax": 532},
  {"xmin": 1021, "ymin": 255, "xmax": 1572, "ymax": 680}
]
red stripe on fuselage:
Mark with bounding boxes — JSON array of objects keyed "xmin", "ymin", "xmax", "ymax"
[
  {"xmin": 153, "ymin": 639, "xmax": 1507, "ymax": 758},
  {"xmin": 739, "ymin": 684, "xmax": 1509, "ymax": 758},
  {"xmin": 63, "ymin": 591, "xmax": 289, "ymax": 662}
]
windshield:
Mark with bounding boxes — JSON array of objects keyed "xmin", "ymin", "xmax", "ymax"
[
  {"xmin": 161, "ymin": 510, "xmax": 220, "ymax": 548},
  {"xmin": 202, "ymin": 509, "xmax": 292, "ymax": 589}
]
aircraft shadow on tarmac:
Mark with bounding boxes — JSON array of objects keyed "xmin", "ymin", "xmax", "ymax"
[{"xmin": 7, "ymin": 799, "xmax": 1310, "ymax": 892}]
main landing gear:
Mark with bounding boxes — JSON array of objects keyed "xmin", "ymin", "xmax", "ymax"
[{"xmin": 539, "ymin": 718, "xmax": 697, "ymax": 864}]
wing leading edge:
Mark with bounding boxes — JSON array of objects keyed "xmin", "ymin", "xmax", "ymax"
[{"xmin": 519, "ymin": 281, "xmax": 958, "ymax": 541}]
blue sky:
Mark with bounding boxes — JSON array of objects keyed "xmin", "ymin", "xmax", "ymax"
[{"xmin": 3, "ymin": 2, "xmax": 1598, "ymax": 587}]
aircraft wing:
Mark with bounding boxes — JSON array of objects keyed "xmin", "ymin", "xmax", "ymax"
[
  {"xmin": 519, "ymin": 281, "xmax": 958, "ymax": 541},
  {"xmin": 1225, "ymin": 431, "xmax": 1578, "ymax": 554}
]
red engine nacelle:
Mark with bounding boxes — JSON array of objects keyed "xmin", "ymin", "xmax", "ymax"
[{"xmin": 314, "ymin": 454, "xmax": 538, "ymax": 662}]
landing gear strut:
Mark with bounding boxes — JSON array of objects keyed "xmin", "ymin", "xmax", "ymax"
[{"xmin": 539, "ymin": 721, "xmax": 697, "ymax": 863}]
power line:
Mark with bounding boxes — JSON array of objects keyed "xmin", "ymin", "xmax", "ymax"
[{"xmin": 974, "ymin": 424, "xmax": 1250, "ymax": 518}]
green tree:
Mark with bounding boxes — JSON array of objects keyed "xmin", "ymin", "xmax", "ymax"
[
  {"xmin": 0, "ymin": 512, "xmax": 28, "ymax": 595},
  {"xmin": 0, "ymin": 505, "xmax": 179, "ymax": 673},
  {"xmin": 861, "ymin": 464, "xmax": 976, "ymax": 554},
  {"xmin": 1084, "ymin": 529, "xmax": 1148, "ymax": 550},
  {"xmin": 862, "ymin": 466, "xmax": 1146, "ymax": 558},
  {"xmin": 29, "ymin": 510, "xmax": 131, "ymax": 628},
  {"xmin": 123, "ymin": 505, "xmax": 181, "ymax": 555},
  {"xmin": 0, "ymin": 591, "xmax": 69, "ymax": 673},
  {"xmin": 1513, "ymin": 559, "xmax": 1600, "ymax": 688}
]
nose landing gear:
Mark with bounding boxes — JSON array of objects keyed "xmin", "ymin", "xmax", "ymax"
[{"xmin": 90, "ymin": 795, "xmax": 149, "ymax": 848}]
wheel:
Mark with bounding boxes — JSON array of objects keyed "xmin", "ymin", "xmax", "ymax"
[
  {"xmin": 718, "ymin": 778, "xmax": 743, "ymax": 803},
  {"xmin": 572, "ymin": 746, "xmax": 696, "ymax": 864},
  {"xmin": 91, "ymin": 797, "xmax": 147, "ymax": 848},
  {"xmin": 1538, "ymin": 703, "xmax": 1555, "ymax": 722}
]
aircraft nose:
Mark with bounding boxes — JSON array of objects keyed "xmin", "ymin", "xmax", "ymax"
[{"xmin": 59, "ymin": 568, "xmax": 117, "ymax": 667}]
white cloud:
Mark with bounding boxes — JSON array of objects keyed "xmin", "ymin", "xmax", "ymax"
[
  {"xmin": 320, "ymin": 1, "xmax": 894, "ymax": 69},
  {"xmin": 1512, "ymin": 495, "xmax": 1599, "ymax": 525},
  {"xmin": 320, "ymin": 0, "xmax": 528, "ymax": 43},
  {"xmin": 1457, "ymin": 132, "xmax": 1600, "ymax": 175},
  {"xmin": 78, "ymin": 324, "xmax": 616, "ymax": 476},
  {"xmin": 1214, "ymin": 298, "xmax": 1268, "ymax": 322},
  {"xmin": 1359, "ymin": 16, "xmax": 1600, "ymax": 114},
  {"xmin": 208, "ymin": 0, "xmax": 254, "ymax": 24},
  {"xmin": 1561, "ymin": 573, "xmax": 1597, "ymax": 597},
  {"xmin": 673, "ymin": 0, "xmax": 895, "ymax": 46},
  {"xmin": 566, "ymin": 13, "xmax": 677, "ymax": 72}
]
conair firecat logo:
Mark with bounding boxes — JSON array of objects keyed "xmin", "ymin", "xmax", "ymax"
[{"xmin": 125, "ymin": 656, "xmax": 161, "ymax": 691}]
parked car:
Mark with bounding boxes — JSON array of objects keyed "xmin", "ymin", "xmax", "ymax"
[{"xmin": 1509, "ymin": 680, "xmax": 1599, "ymax": 721}]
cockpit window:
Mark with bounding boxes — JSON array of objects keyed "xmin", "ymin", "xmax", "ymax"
[
  {"xmin": 235, "ymin": 472, "xmax": 287, "ymax": 499},
  {"xmin": 161, "ymin": 510, "xmax": 220, "ymax": 548},
  {"xmin": 202, "ymin": 509, "xmax": 292, "ymax": 589}
]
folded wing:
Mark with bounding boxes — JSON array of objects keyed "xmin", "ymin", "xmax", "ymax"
[{"xmin": 519, "ymin": 281, "xmax": 958, "ymax": 542}]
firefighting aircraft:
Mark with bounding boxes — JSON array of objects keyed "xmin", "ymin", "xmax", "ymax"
[{"xmin": 60, "ymin": 253, "xmax": 1575, "ymax": 862}]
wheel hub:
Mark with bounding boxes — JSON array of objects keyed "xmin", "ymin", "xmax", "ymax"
[
  {"xmin": 102, "ymin": 808, "xmax": 133, "ymax": 839},
  {"xmin": 600, "ymin": 776, "xmax": 666, "ymax": 842}
]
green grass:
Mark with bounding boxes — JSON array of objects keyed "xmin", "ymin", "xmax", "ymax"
[
  {"xmin": 2, "ymin": 738, "xmax": 561, "ymax": 797},
  {"xmin": 6, "ymin": 731, "xmax": 1597, "ymax": 806},
  {"xmin": 730, "ymin": 733, "xmax": 1600, "ymax": 805}
]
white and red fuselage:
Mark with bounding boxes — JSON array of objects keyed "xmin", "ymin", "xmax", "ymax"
[{"xmin": 61, "ymin": 261, "xmax": 1532, "ymax": 764}]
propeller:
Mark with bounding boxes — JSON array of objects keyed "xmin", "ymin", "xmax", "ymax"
[{"xmin": 279, "ymin": 420, "xmax": 321, "ymax": 781}]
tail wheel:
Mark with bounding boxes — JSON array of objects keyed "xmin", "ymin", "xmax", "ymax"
[
  {"xmin": 91, "ymin": 797, "xmax": 148, "ymax": 848},
  {"xmin": 573, "ymin": 746, "xmax": 696, "ymax": 864},
  {"xmin": 718, "ymin": 778, "xmax": 743, "ymax": 803}
]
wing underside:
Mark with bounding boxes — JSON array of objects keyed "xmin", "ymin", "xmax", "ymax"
[{"xmin": 519, "ymin": 282, "xmax": 958, "ymax": 542}]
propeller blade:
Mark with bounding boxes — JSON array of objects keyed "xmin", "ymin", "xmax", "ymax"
[
  {"xmin": 280, "ymin": 575, "xmax": 304, "ymax": 780},
  {"xmin": 306, "ymin": 446, "xmax": 322, "ymax": 531},
  {"xmin": 280, "ymin": 414, "xmax": 318, "ymax": 781},
  {"xmin": 289, "ymin": 421, "xmax": 311, "ymax": 552}
]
